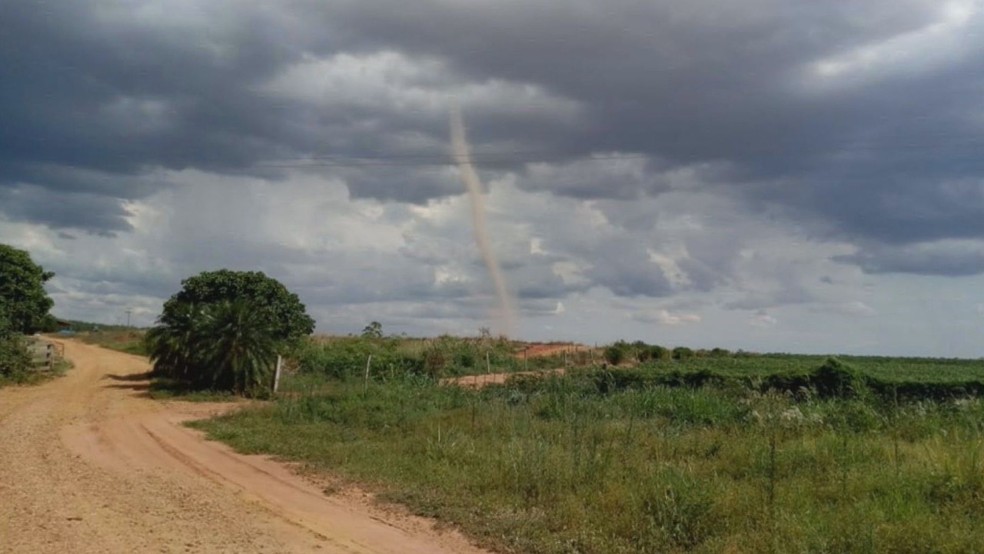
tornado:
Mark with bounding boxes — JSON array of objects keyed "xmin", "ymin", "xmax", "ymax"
[{"xmin": 450, "ymin": 105, "xmax": 517, "ymax": 337}]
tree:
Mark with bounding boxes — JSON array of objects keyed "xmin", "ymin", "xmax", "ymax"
[
  {"xmin": 0, "ymin": 244, "xmax": 54, "ymax": 333},
  {"xmin": 146, "ymin": 301, "xmax": 204, "ymax": 382},
  {"xmin": 161, "ymin": 270, "xmax": 314, "ymax": 342},
  {"xmin": 361, "ymin": 321, "xmax": 383, "ymax": 339},
  {"xmin": 148, "ymin": 270, "xmax": 314, "ymax": 395},
  {"xmin": 196, "ymin": 300, "xmax": 278, "ymax": 393}
]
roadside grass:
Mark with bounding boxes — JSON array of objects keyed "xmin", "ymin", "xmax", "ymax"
[
  {"xmin": 0, "ymin": 333, "xmax": 73, "ymax": 389},
  {"xmin": 194, "ymin": 365, "xmax": 984, "ymax": 553},
  {"xmin": 0, "ymin": 357, "xmax": 72, "ymax": 388}
]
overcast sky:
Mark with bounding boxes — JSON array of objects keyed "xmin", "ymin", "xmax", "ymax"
[{"xmin": 3, "ymin": 0, "xmax": 984, "ymax": 356}]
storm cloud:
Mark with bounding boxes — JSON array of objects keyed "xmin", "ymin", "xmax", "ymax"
[{"xmin": 3, "ymin": 0, "xmax": 984, "ymax": 355}]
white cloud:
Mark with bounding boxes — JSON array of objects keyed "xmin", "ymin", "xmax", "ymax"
[
  {"xmin": 804, "ymin": 0, "xmax": 981, "ymax": 89},
  {"xmin": 648, "ymin": 248, "xmax": 692, "ymax": 288},
  {"xmin": 634, "ymin": 309, "xmax": 702, "ymax": 326},
  {"xmin": 749, "ymin": 310, "xmax": 778, "ymax": 328}
]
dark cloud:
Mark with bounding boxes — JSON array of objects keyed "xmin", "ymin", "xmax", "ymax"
[
  {"xmin": 3, "ymin": 0, "xmax": 984, "ymax": 279},
  {"xmin": 0, "ymin": 184, "xmax": 133, "ymax": 232},
  {"xmin": 835, "ymin": 240, "xmax": 984, "ymax": 276}
]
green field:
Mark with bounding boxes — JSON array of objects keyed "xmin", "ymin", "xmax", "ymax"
[
  {"xmin": 666, "ymin": 354, "xmax": 984, "ymax": 383},
  {"xmin": 193, "ymin": 341, "xmax": 984, "ymax": 553}
]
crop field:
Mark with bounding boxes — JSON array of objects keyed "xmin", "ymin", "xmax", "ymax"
[{"xmin": 192, "ymin": 339, "xmax": 984, "ymax": 553}]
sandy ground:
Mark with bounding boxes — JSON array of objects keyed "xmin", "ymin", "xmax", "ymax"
[
  {"xmin": 443, "ymin": 368, "xmax": 567, "ymax": 389},
  {"xmin": 515, "ymin": 343, "xmax": 590, "ymax": 359},
  {"xmin": 0, "ymin": 340, "xmax": 488, "ymax": 554},
  {"xmin": 443, "ymin": 342, "xmax": 592, "ymax": 389}
]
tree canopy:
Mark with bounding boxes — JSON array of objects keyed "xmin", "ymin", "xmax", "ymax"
[
  {"xmin": 0, "ymin": 244, "xmax": 54, "ymax": 334},
  {"xmin": 162, "ymin": 270, "xmax": 313, "ymax": 342}
]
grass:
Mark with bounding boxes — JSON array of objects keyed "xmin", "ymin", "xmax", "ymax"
[
  {"xmin": 648, "ymin": 353, "xmax": 984, "ymax": 384},
  {"xmin": 193, "ymin": 351, "xmax": 984, "ymax": 553},
  {"xmin": 296, "ymin": 335, "xmax": 572, "ymax": 380},
  {"xmin": 0, "ymin": 357, "xmax": 72, "ymax": 388},
  {"xmin": 76, "ymin": 329, "xmax": 148, "ymax": 356}
]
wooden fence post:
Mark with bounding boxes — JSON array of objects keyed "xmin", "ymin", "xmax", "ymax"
[{"xmin": 273, "ymin": 355, "xmax": 283, "ymax": 393}]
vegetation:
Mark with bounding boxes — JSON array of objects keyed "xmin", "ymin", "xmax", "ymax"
[
  {"xmin": 76, "ymin": 326, "xmax": 148, "ymax": 355},
  {"xmin": 0, "ymin": 244, "xmax": 55, "ymax": 334},
  {"xmin": 0, "ymin": 244, "xmax": 56, "ymax": 383},
  {"xmin": 296, "ymin": 334, "xmax": 527, "ymax": 380},
  {"xmin": 194, "ymin": 338, "xmax": 984, "ymax": 553},
  {"xmin": 147, "ymin": 271, "xmax": 313, "ymax": 396},
  {"xmin": 161, "ymin": 269, "xmax": 314, "ymax": 342},
  {"xmin": 0, "ymin": 304, "xmax": 32, "ymax": 382}
]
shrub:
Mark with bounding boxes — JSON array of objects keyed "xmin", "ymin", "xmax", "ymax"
[
  {"xmin": 604, "ymin": 341, "xmax": 632, "ymax": 365},
  {"xmin": 0, "ymin": 305, "xmax": 32, "ymax": 379},
  {"xmin": 810, "ymin": 357, "xmax": 866, "ymax": 398},
  {"xmin": 672, "ymin": 346, "xmax": 695, "ymax": 360}
]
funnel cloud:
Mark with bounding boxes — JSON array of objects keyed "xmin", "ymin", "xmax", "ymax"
[{"xmin": 450, "ymin": 105, "xmax": 518, "ymax": 337}]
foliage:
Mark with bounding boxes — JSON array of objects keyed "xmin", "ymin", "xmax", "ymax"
[
  {"xmin": 361, "ymin": 321, "xmax": 383, "ymax": 339},
  {"xmin": 603, "ymin": 340, "xmax": 632, "ymax": 365},
  {"xmin": 148, "ymin": 299, "xmax": 281, "ymax": 396},
  {"xmin": 0, "ymin": 243, "xmax": 54, "ymax": 334},
  {"xmin": 0, "ymin": 304, "xmax": 32, "ymax": 379},
  {"xmin": 161, "ymin": 270, "xmax": 313, "ymax": 343},
  {"xmin": 198, "ymin": 366, "xmax": 984, "ymax": 554},
  {"xmin": 672, "ymin": 346, "xmax": 695, "ymax": 360},
  {"xmin": 297, "ymin": 335, "xmax": 521, "ymax": 380},
  {"xmin": 149, "ymin": 270, "xmax": 313, "ymax": 396},
  {"xmin": 295, "ymin": 337, "xmax": 423, "ymax": 380},
  {"xmin": 603, "ymin": 340, "xmax": 674, "ymax": 365}
]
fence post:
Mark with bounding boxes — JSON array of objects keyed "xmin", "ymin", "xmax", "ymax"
[
  {"xmin": 363, "ymin": 354, "xmax": 373, "ymax": 396},
  {"xmin": 273, "ymin": 355, "xmax": 283, "ymax": 393}
]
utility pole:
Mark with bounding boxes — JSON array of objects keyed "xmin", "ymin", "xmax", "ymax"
[{"xmin": 124, "ymin": 309, "xmax": 132, "ymax": 328}]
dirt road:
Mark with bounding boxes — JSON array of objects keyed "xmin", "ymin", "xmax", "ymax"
[{"xmin": 0, "ymin": 341, "xmax": 487, "ymax": 553}]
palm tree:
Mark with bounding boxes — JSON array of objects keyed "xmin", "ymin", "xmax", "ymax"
[
  {"xmin": 196, "ymin": 300, "xmax": 278, "ymax": 395},
  {"xmin": 146, "ymin": 301, "xmax": 203, "ymax": 381},
  {"xmin": 147, "ymin": 299, "xmax": 281, "ymax": 396}
]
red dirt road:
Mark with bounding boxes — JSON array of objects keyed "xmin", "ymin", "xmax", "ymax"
[{"xmin": 0, "ymin": 340, "xmax": 487, "ymax": 553}]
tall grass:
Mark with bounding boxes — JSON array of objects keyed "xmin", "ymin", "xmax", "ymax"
[
  {"xmin": 296, "ymin": 335, "xmax": 525, "ymax": 379},
  {"xmin": 195, "ymin": 366, "xmax": 984, "ymax": 553}
]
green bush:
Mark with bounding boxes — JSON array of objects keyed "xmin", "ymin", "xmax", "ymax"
[
  {"xmin": 672, "ymin": 346, "xmax": 695, "ymax": 360},
  {"xmin": 603, "ymin": 341, "xmax": 631, "ymax": 365},
  {"xmin": 0, "ymin": 335, "xmax": 31, "ymax": 379},
  {"xmin": 297, "ymin": 337, "xmax": 424, "ymax": 380},
  {"xmin": 0, "ymin": 305, "xmax": 32, "ymax": 380}
]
